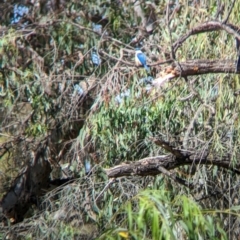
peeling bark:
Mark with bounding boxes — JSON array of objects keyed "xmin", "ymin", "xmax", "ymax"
[{"xmin": 153, "ymin": 59, "xmax": 239, "ymax": 86}]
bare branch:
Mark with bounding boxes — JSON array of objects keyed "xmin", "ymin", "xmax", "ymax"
[
  {"xmin": 95, "ymin": 178, "xmax": 116, "ymax": 202},
  {"xmin": 166, "ymin": 1, "xmax": 175, "ymax": 59},
  {"xmin": 222, "ymin": 0, "xmax": 236, "ymax": 24},
  {"xmin": 174, "ymin": 59, "xmax": 237, "ymax": 74},
  {"xmin": 157, "ymin": 166, "xmax": 192, "ymax": 188},
  {"xmin": 150, "ymin": 137, "xmax": 185, "ymax": 158},
  {"xmin": 215, "ymin": 0, "xmax": 224, "ymax": 20},
  {"xmin": 173, "ymin": 20, "xmax": 240, "ymax": 53},
  {"xmin": 153, "ymin": 59, "xmax": 238, "ymax": 86},
  {"xmin": 105, "ymin": 154, "xmax": 240, "ymax": 179}
]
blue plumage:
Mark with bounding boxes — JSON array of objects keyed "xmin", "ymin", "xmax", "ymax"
[{"xmin": 135, "ymin": 49, "xmax": 150, "ymax": 72}]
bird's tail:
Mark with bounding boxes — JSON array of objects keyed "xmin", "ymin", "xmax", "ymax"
[{"xmin": 144, "ymin": 65, "xmax": 150, "ymax": 73}]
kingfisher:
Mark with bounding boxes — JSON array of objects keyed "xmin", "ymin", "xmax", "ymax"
[{"xmin": 135, "ymin": 49, "xmax": 150, "ymax": 72}]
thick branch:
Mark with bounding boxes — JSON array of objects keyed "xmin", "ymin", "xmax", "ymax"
[
  {"xmin": 173, "ymin": 59, "xmax": 237, "ymax": 75},
  {"xmin": 153, "ymin": 59, "xmax": 238, "ymax": 86},
  {"xmin": 105, "ymin": 154, "xmax": 240, "ymax": 179}
]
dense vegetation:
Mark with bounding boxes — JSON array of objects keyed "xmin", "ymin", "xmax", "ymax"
[{"xmin": 1, "ymin": 0, "xmax": 240, "ymax": 239}]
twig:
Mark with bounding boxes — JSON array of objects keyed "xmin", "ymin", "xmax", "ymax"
[
  {"xmin": 166, "ymin": 1, "xmax": 175, "ymax": 59},
  {"xmin": 95, "ymin": 178, "xmax": 116, "ymax": 202},
  {"xmin": 150, "ymin": 137, "xmax": 185, "ymax": 158},
  {"xmin": 222, "ymin": 0, "xmax": 236, "ymax": 24},
  {"xmin": 157, "ymin": 166, "xmax": 192, "ymax": 188},
  {"xmin": 215, "ymin": 0, "xmax": 224, "ymax": 19}
]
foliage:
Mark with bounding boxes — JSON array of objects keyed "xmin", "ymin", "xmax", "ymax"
[
  {"xmin": 99, "ymin": 189, "xmax": 227, "ymax": 240},
  {"xmin": 86, "ymin": 72, "xmax": 240, "ymax": 166},
  {"xmin": 1, "ymin": 0, "xmax": 240, "ymax": 239}
]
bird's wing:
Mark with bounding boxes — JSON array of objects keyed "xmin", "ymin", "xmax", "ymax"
[{"xmin": 136, "ymin": 52, "xmax": 146, "ymax": 65}]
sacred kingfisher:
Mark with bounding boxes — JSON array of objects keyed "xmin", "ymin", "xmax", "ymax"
[{"xmin": 135, "ymin": 49, "xmax": 150, "ymax": 72}]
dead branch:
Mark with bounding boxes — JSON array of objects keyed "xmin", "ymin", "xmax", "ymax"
[
  {"xmin": 222, "ymin": 0, "xmax": 236, "ymax": 24},
  {"xmin": 157, "ymin": 166, "xmax": 192, "ymax": 187},
  {"xmin": 173, "ymin": 59, "xmax": 237, "ymax": 75},
  {"xmin": 150, "ymin": 137, "xmax": 185, "ymax": 158},
  {"xmin": 173, "ymin": 20, "xmax": 240, "ymax": 53},
  {"xmin": 153, "ymin": 59, "xmax": 238, "ymax": 86},
  {"xmin": 104, "ymin": 153, "xmax": 240, "ymax": 179}
]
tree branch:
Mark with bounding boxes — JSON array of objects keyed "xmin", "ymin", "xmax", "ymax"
[
  {"xmin": 153, "ymin": 59, "xmax": 238, "ymax": 86},
  {"xmin": 104, "ymin": 153, "xmax": 240, "ymax": 179},
  {"xmin": 150, "ymin": 137, "xmax": 185, "ymax": 159},
  {"xmin": 173, "ymin": 20, "xmax": 240, "ymax": 53},
  {"xmin": 222, "ymin": 0, "xmax": 236, "ymax": 24},
  {"xmin": 157, "ymin": 166, "xmax": 192, "ymax": 188},
  {"xmin": 174, "ymin": 59, "xmax": 237, "ymax": 74}
]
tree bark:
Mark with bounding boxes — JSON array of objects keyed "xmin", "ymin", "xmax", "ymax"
[
  {"xmin": 153, "ymin": 59, "xmax": 239, "ymax": 86},
  {"xmin": 105, "ymin": 153, "xmax": 240, "ymax": 179},
  {"xmin": 173, "ymin": 60, "xmax": 237, "ymax": 76}
]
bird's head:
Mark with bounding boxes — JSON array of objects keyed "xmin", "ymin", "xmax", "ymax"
[{"xmin": 135, "ymin": 49, "xmax": 142, "ymax": 54}]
